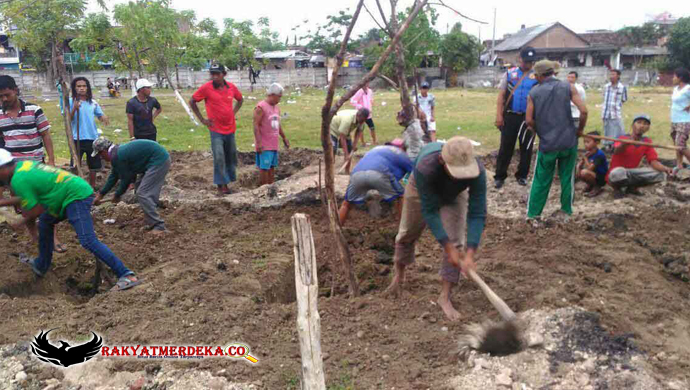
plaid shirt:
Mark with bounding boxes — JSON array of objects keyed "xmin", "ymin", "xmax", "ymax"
[{"xmin": 602, "ymin": 82, "xmax": 627, "ymax": 119}]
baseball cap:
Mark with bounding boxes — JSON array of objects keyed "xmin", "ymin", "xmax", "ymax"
[
  {"xmin": 136, "ymin": 78, "xmax": 154, "ymax": 91},
  {"xmin": 633, "ymin": 114, "xmax": 651, "ymax": 124},
  {"xmin": 533, "ymin": 60, "xmax": 560, "ymax": 76},
  {"xmin": 209, "ymin": 63, "xmax": 226, "ymax": 74},
  {"xmin": 441, "ymin": 136, "xmax": 480, "ymax": 180},
  {"xmin": 92, "ymin": 137, "xmax": 113, "ymax": 157},
  {"xmin": 421, "ymin": 81, "xmax": 430, "ymax": 89},
  {"xmin": 0, "ymin": 148, "xmax": 13, "ymax": 167},
  {"xmin": 520, "ymin": 46, "xmax": 537, "ymax": 61}
]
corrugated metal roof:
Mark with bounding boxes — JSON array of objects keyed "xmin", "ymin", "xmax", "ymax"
[
  {"xmin": 255, "ymin": 50, "xmax": 311, "ymax": 60},
  {"xmin": 493, "ymin": 23, "xmax": 559, "ymax": 52}
]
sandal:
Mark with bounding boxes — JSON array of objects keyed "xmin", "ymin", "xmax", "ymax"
[
  {"xmin": 585, "ymin": 187, "xmax": 604, "ymax": 198},
  {"xmin": 19, "ymin": 254, "xmax": 45, "ymax": 277},
  {"xmin": 110, "ymin": 275, "xmax": 142, "ymax": 292},
  {"xmin": 54, "ymin": 243, "xmax": 68, "ymax": 253}
]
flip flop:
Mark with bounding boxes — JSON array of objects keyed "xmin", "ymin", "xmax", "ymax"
[
  {"xmin": 19, "ymin": 254, "xmax": 45, "ymax": 277},
  {"xmin": 110, "ymin": 275, "xmax": 142, "ymax": 292},
  {"xmin": 54, "ymin": 243, "xmax": 68, "ymax": 254}
]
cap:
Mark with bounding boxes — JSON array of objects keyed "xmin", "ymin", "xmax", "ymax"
[
  {"xmin": 520, "ymin": 46, "xmax": 536, "ymax": 61},
  {"xmin": 533, "ymin": 60, "xmax": 560, "ymax": 76},
  {"xmin": 92, "ymin": 137, "xmax": 113, "ymax": 157},
  {"xmin": 633, "ymin": 114, "xmax": 651, "ymax": 124},
  {"xmin": 136, "ymin": 78, "xmax": 153, "ymax": 91},
  {"xmin": 441, "ymin": 136, "xmax": 480, "ymax": 180},
  {"xmin": 0, "ymin": 148, "xmax": 13, "ymax": 167},
  {"xmin": 421, "ymin": 81, "xmax": 430, "ymax": 89},
  {"xmin": 209, "ymin": 63, "xmax": 226, "ymax": 74}
]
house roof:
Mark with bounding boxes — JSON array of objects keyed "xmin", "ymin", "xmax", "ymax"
[
  {"xmin": 581, "ymin": 31, "xmax": 630, "ymax": 47},
  {"xmin": 493, "ymin": 22, "xmax": 586, "ymax": 52},
  {"xmin": 255, "ymin": 50, "xmax": 311, "ymax": 60}
]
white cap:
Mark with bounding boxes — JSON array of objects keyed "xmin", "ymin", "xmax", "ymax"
[
  {"xmin": 136, "ymin": 78, "xmax": 154, "ymax": 91},
  {"xmin": 267, "ymin": 83, "xmax": 284, "ymax": 96},
  {"xmin": 0, "ymin": 148, "xmax": 14, "ymax": 167}
]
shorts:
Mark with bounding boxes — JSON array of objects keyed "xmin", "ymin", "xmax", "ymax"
[
  {"xmin": 365, "ymin": 118, "xmax": 375, "ymax": 130},
  {"xmin": 255, "ymin": 150, "xmax": 278, "ymax": 170},
  {"xmin": 331, "ymin": 135, "xmax": 353, "ymax": 154},
  {"xmin": 76, "ymin": 140, "xmax": 102, "ymax": 171},
  {"xmin": 670, "ymin": 122, "xmax": 690, "ymax": 149},
  {"xmin": 595, "ymin": 173, "xmax": 607, "ymax": 187},
  {"xmin": 135, "ymin": 133, "xmax": 157, "ymax": 142},
  {"xmin": 345, "ymin": 170, "xmax": 404, "ymax": 204},
  {"xmin": 427, "ymin": 120, "xmax": 437, "ymax": 132}
]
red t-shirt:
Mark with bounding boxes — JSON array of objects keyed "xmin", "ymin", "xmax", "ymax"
[
  {"xmin": 606, "ymin": 135, "xmax": 658, "ymax": 182},
  {"xmin": 192, "ymin": 81, "xmax": 243, "ymax": 134}
]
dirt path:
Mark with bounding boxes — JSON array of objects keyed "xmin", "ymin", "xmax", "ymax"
[{"xmin": 0, "ymin": 150, "xmax": 688, "ymax": 389}]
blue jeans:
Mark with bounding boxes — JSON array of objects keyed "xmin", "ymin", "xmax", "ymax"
[
  {"xmin": 210, "ymin": 131, "xmax": 238, "ymax": 186},
  {"xmin": 35, "ymin": 196, "xmax": 132, "ymax": 278}
]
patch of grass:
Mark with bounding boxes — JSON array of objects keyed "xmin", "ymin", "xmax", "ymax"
[
  {"xmin": 283, "ymin": 372, "xmax": 300, "ymax": 390},
  {"xmin": 35, "ymin": 85, "xmax": 680, "ymax": 163},
  {"xmin": 327, "ymin": 372, "xmax": 355, "ymax": 390}
]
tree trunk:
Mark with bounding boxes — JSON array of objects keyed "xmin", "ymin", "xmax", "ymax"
[
  {"xmin": 134, "ymin": 45, "xmax": 144, "ymax": 77},
  {"xmin": 53, "ymin": 40, "xmax": 83, "ymax": 177},
  {"xmin": 390, "ymin": 0, "xmax": 414, "ymax": 119},
  {"xmin": 175, "ymin": 64, "xmax": 182, "ymax": 90}
]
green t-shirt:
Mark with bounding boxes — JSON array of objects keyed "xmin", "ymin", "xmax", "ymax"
[{"xmin": 10, "ymin": 161, "xmax": 94, "ymax": 218}]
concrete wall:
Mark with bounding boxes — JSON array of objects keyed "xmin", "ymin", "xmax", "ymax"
[{"xmin": 458, "ymin": 66, "xmax": 660, "ymax": 88}]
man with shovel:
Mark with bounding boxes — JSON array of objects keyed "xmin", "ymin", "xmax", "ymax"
[
  {"xmin": 388, "ymin": 137, "xmax": 486, "ymax": 321},
  {"xmin": 0, "ymin": 148, "xmax": 140, "ymax": 291},
  {"xmin": 93, "ymin": 137, "xmax": 171, "ymax": 235}
]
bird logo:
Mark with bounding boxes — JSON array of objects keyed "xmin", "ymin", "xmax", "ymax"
[{"xmin": 31, "ymin": 329, "xmax": 103, "ymax": 367}]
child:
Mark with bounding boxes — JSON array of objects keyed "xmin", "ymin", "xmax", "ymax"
[{"xmin": 577, "ymin": 131, "xmax": 608, "ymax": 197}]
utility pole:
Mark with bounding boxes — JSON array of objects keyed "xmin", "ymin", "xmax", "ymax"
[{"xmin": 491, "ymin": 8, "xmax": 496, "ymax": 65}]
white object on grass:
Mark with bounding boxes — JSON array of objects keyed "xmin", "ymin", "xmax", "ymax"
[
  {"xmin": 381, "ymin": 102, "xmax": 387, "ymax": 106},
  {"xmin": 287, "ymin": 100, "xmax": 297, "ymax": 104},
  {"xmin": 189, "ymin": 128, "xmax": 195, "ymax": 132},
  {"xmin": 103, "ymin": 219, "xmax": 116, "ymax": 224},
  {"xmin": 97, "ymin": 128, "xmax": 103, "ymax": 135},
  {"xmin": 113, "ymin": 129, "xmax": 122, "ymax": 133}
]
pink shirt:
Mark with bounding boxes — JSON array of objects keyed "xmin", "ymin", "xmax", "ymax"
[
  {"xmin": 256, "ymin": 100, "xmax": 281, "ymax": 151},
  {"xmin": 350, "ymin": 88, "xmax": 373, "ymax": 119}
]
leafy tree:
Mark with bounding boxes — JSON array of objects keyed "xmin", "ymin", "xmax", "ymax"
[
  {"xmin": 617, "ymin": 22, "xmax": 664, "ymax": 47},
  {"xmin": 304, "ymin": 9, "xmax": 357, "ymax": 57},
  {"xmin": 667, "ymin": 17, "xmax": 690, "ymax": 69},
  {"xmin": 439, "ymin": 22, "xmax": 481, "ymax": 73}
]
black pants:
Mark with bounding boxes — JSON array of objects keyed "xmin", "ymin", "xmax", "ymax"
[
  {"xmin": 135, "ymin": 133, "xmax": 157, "ymax": 142},
  {"xmin": 494, "ymin": 113, "xmax": 535, "ymax": 181}
]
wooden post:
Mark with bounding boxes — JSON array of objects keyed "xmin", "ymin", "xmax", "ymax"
[{"xmin": 291, "ymin": 214, "xmax": 326, "ymax": 390}]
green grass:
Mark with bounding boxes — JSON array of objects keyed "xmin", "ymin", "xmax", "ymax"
[{"xmin": 35, "ymin": 85, "xmax": 680, "ymax": 162}]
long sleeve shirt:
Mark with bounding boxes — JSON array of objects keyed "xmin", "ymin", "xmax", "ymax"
[
  {"xmin": 350, "ymin": 88, "xmax": 373, "ymax": 118},
  {"xmin": 100, "ymin": 140, "xmax": 170, "ymax": 197},
  {"xmin": 413, "ymin": 143, "xmax": 487, "ymax": 249}
]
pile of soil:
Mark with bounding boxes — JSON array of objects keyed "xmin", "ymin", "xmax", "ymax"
[{"xmin": 0, "ymin": 150, "xmax": 688, "ymax": 389}]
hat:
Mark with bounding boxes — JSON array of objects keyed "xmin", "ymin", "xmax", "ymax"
[
  {"xmin": 136, "ymin": 78, "xmax": 153, "ymax": 91},
  {"xmin": 91, "ymin": 137, "xmax": 113, "ymax": 157},
  {"xmin": 533, "ymin": 60, "xmax": 560, "ymax": 76},
  {"xmin": 209, "ymin": 63, "xmax": 226, "ymax": 74},
  {"xmin": 421, "ymin": 81, "xmax": 430, "ymax": 89},
  {"xmin": 0, "ymin": 148, "xmax": 13, "ymax": 167},
  {"xmin": 633, "ymin": 114, "xmax": 651, "ymax": 124},
  {"xmin": 441, "ymin": 136, "xmax": 480, "ymax": 180},
  {"xmin": 520, "ymin": 46, "xmax": 537, "ymax": 61}
]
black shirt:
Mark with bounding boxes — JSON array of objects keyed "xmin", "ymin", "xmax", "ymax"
[{"xmin": 126, "ymin": 97, "xmax": 161, "ymax": 137}]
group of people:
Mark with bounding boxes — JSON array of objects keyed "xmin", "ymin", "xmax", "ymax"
[{"xmin": 493, "ymin": 47, "xmax": 688, "ymax": 223}]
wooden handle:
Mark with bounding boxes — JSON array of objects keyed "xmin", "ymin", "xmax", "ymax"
[
  {"xmin": 467, "ymin": 270, "xmax": 516, "ymax": 322},
  {"xmin": 336, "ymin": 155, "xmax": 354, "ymax": 175},
  {"xmin": 585, "ymin": 134, "xmax": 682, "ymax": 151}
]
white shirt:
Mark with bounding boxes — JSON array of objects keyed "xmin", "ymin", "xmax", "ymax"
[{"xmin": 570, "ymin": 83, "xmax": 586, "ymax": 119}]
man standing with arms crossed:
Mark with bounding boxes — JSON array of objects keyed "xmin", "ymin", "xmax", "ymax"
[
  {"xmin": 190, "ymin": 64, "xmax": 244, "ymax": 196},
  {"xmin": 126, "ymin": 78, "xmax": 162, "ymax": 141},
  {"xmin": 494, "ymin": 47, "xmax": 539, "ymax": 189}
]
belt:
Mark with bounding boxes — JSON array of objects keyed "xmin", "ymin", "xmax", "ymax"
[{"xmin": 506, "ymin": 111, "xmax": 525, "ymax": 115}]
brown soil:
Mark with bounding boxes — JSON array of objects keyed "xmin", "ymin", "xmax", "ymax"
[{"xmin": 0, "ymin": 149, "xmax": 688, "ymax": 389}]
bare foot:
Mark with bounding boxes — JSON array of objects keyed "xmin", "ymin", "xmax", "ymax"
[
  {"xmin": 148, "ymin": 229, "xmax": 168, "ymax": 236},
  {"xmin": 438, "ymin": 296, "xmax": 462, "ymax": 321},
  {"xmin": 384, "ymin": 264, "xmax": 405, "ymax": 297}
]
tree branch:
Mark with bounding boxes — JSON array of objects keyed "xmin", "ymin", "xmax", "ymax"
[
  {"xmin": 374, "ymin": 0, "xmax": 392, "ymax": 36},
  {"xmin": 363, "ymin": 3, "xmax": 387, "ymax": 34},
  {"xmin": 428, "ymin": 1, "xmax": 488, "ymax": 24},
  {"xmin": 377, "ymin": 74, "xmax": 399, "ymax": 90}
]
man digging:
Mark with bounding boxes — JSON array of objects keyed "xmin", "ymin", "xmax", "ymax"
[
  {"xmin": 387, "ymin": 137, "xmax": 486, "ymax": 321},
  {"xmin": 0, "ymin": 149, "xmax": 140, "ymax": 291},
  {"xmin": 93, "ymin": 137, "xmax": 171, "ymax": 235}
]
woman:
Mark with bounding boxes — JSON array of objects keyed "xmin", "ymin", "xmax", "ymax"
[{"xmin": 671, "ymin": 68, "xmax": 690, "ymax": 175}]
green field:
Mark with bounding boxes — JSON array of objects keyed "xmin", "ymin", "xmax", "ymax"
[{"xmin": 35, "ymin": 85, "xmax": 679, "ymax": 162}]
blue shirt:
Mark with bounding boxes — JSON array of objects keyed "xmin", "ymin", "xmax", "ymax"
[
  {"xmin": 588, "ymin": 149, "xmax": 609, "ymax": 177},
  {"xmin": 69, "ymin": 99, "xmax": 104, "ymax": 140},
  {"xmin": 352, "ymin": 145, "xmax": 413, "ymax": 181},
  {"xmin": 671, "ymin": 85, "xmax": 690, "ymax": 123},
  {"xmin": 504, "ymin": 67, "xmax": 538, "ymax": 113}
]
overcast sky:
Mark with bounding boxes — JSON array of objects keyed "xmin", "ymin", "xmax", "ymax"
[{"xmin": 88, "ymin": 0, "xmax": 690, "ymax": 44}]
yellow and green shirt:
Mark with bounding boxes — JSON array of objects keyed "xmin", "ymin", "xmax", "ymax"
[{"xmin": 10, "ymin": 161, "xmax": 93, "ymax": 218}]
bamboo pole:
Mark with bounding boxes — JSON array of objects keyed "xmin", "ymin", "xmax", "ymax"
[{"xmin": 585, "ymin": 134, "xmax": 683, "ymax": 151}]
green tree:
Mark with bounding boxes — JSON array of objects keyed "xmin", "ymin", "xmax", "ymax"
[
  {"xmin": 304, "ymin": 9, "xmax": 357, "ymax": 57},
  {"xmin": 439, "ymin": 22, "xmax": 481, "ymax": 73},
  {"xmin": 617, "ymin": 22, "xmax": 664, "ymax": 47},
  {"xmin": 667, "ymin": 17, "xmax": 690, "ymax": 69}
]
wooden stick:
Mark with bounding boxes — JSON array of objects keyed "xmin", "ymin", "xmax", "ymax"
[
  {"xmin": 467, "ymin": 270, "xmax": 516, "ymax": 322},
  {"xmin": 336, "ymin": 155, "xmax": 354, "ymax": 175},
  {"xmin": 585, "ymin": 134, "xmax": 683, "ymax": 151},
  {"xmin": 291, "ymin": 214, "xmax": 326, "ymax": 390}
]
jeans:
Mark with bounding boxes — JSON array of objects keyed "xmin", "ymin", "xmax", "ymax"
[
  {"xmin": 210, "ymin": 131, "xmax": 237, "ymax": 186},
  {"xmin": 35, "ymin": 196, "xmax": 132, "ymax": 278},
  {"xmin": 608, "ymin": 167, "xmax": 664, "ymax": 188}
]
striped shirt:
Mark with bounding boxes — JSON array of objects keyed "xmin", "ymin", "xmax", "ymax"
[
  {"xmin": 0, "ymin": 100, "xmax": 50, "ymax": 161},
  {"xmin": 602, "ymin": 82, "xmax": 627, "ymax": 120}
]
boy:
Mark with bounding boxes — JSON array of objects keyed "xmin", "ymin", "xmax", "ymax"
[
  {"xmin": 70, "ymin": 77, "xmax": 110, "ymax": 188},
  {"xmin": 253, "ymin": 83, "xmax": 290, "ymax": 186},
  {"xmin": 577, "ymin": 131, "xmax": 608, "ymax": 197},
  {"xmin": 416, "ymin": 82, "xmax": 437, "ymax": 142}
]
